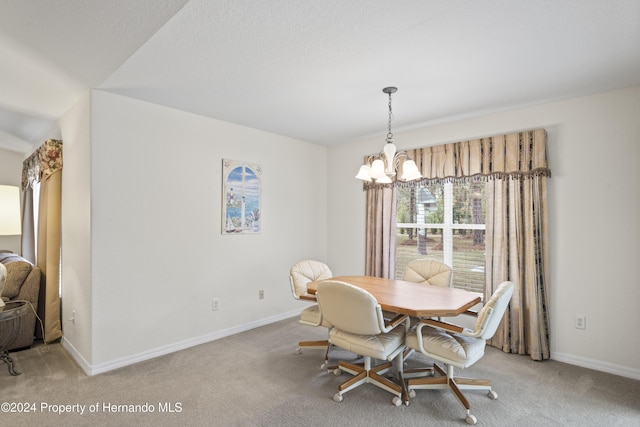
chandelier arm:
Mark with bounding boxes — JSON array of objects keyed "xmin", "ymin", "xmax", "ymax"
[
  {"xmin": 365, "ymin": 154, "xmax": 377, "ymax": 166},
  {"xmin": 393, "ymin": 151, "xmax": 409, "ymax": 171}
]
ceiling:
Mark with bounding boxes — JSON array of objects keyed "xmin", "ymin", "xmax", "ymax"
[{"xmin": 1, "ymin": 0, "xmax": 639, "ymax": 154}]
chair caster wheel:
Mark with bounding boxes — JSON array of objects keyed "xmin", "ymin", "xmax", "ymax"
[
  {"xmin": 294, "ymin": 348, "xmax": 302, "ymax": 355},
  {"xmin": 392, "ymin": 396, "xmax": 402, "ymax": 406},
  {"xmin": 409, "ymin": 389, "xmax": 416, "ymax": 398},
  {"xmin": 465, "ymin": 414, "xmax": 477, "ymax": 425},
  {"xmin": 320, "ymin": 363, "xmax": 326, "ymax": 370},
  {"xmin": 487, "ymin": 390, "xmax": 498, "ymax": 400},
  {"xmin": 333, "ymin": 393, "xmax": 343, "ymax": 402},
  {"xmin": 333, "ymin": 368, "xmax": 342, "ymax": 376}
]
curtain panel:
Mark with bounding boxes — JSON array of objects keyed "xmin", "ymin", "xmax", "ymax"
[
  {"xmin": 362, "ymin": 128, "xmax": 551, "ymax": 360},
  {"xmin": 364, "ymin": 186, "xmax": 397, "ymax": 279},
  {"xmin": 21, "ymin": 139, "xmax": 63, "ymax": 344},
  {"xmin": 485, "ymin": 175, "xmax": 550, "ymax": 360}
]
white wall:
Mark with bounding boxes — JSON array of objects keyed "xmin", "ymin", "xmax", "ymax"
[
  {"xmin": 328, "ymin": 86, "xmax": 640, "ymax": 379},
  {"xmin": 59, "ymin": 91, "xmax": 93, "ymax": 364},
  {"xmin": 0, "ymin": 148, "xmax": 25, "ymax": 253},
  {"xmin": 61, "ymin": 90, "xmax": 327, "ymax": 373}
]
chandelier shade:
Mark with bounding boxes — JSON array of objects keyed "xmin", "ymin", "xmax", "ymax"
[{"xmin": 355, "ymin": 87, "xmax": 422, "ymax": 184}]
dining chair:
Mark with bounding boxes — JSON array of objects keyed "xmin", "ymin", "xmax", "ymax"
[
  {"xmin": 289, "ymin": 260, "xmax": 334, "ymax": 369},
  {"xmin": 316, "ymin": 280, "xmax": 410, "ymax": 406},
  {"xmin": 402, "ymin": 258, "xmax": 453, "ymax": 287},
  {"xmin": 404, "ymin": 281, "xmax": 515, "ymax": 424},
  {"xmin": 398, "ymin": 259, "xmax": 454, "ymax": 353},
  {"xmin": 380, "ymin": 259, "xmax": 452, "ymax": 329}
]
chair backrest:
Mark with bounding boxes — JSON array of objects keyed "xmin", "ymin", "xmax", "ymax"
[
  {"xmin": 316, "ymin": 280, "xmax": 383, "ymax": 336},
  {"xmin": 402, "ymin": 259, "xmax": 453, "ymax": 287},
  {"xmin": 289, "ymin": 260, "xmax": 332, "ymax": 299},
  {"xmin": 473, "ymin": 281, "xmax": 515, "ymax": 340}
]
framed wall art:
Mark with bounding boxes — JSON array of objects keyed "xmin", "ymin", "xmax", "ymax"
[{"xmin": 222, "ymin": 159, "xmax": 262, "ymax": 234}]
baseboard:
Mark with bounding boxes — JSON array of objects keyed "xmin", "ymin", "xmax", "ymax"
[
  {"xmin": 63, "ymin": 308, "xmax": 301, "ymax": 376},
  {"xmin": 57, "ymin": 317, "xmax": 640, "ymax": 381},
  {"xmin": 551, "ymin": 351, "xmax": 640, "ymax": 381},
  {"xmin": 61, "ymin": 336, "xmax": 92, "ymax": 374}
]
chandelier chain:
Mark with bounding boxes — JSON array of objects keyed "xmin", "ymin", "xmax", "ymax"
[{"xmin": 387, "ymin": 91, "xmax": 394, "ymax": 142}]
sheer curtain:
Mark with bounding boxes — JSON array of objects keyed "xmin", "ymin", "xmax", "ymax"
[
  {"xmin": 21, "ymin": 139, "xmax": 63, "ymax": 344},
  {"xmin": 364, "ymin": 129, "xmax": 551, "ymax": 360}
]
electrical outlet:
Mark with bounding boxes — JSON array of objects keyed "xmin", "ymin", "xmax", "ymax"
[
  {"xmin": 259, "ymin": 290, "xmax": 264, "ymax": 300},
  {"xmin": 212, "ymin": 299, "xmax": 220, "ymax": 311},
  {"xmin": 575, "ymin": 315, "xmax": 586, "ymax": 330}
]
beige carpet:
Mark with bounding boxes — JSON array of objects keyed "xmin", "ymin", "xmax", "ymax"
[{"xmin": 1, "ymin": 317, "xmax": 639, "ymax": 426}]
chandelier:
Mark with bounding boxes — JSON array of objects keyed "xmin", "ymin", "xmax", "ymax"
[{"xmin": 355, "ymin": 87, "xmax": 422, "ymax": 184}]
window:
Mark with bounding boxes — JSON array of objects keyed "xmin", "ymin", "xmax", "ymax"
[{"xmin": 396, "ymin": 181, "xmax": 486, "ymax": 293}]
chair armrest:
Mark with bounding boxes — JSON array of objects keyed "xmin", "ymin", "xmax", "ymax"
[
  {"xmin": 299, "ymin": 294, "xmax": 317, "ymax": 302},
  {"xmin": 385, "ymin": 313, "xmax": 409, "ymax": 329},
  {"xmin": 413, "ymin": 319, "xmax": 466, "ymax": 354},
  {"xmin": 418, "ymin": 318, "xmax": 465, "ymax": 334}
]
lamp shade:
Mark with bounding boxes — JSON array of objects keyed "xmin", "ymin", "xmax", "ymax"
[
  {"xmin": 370, "ymin": 159, "xmax": 386, "ymax": 180},
  {"xmin": 355, "ymin": 165, "xmax": 373, "ymax": 181},
  {"xmin": 0, "ymin": 185, "xmax": 21, "ymax": 235},
  {"xmin": 400, "ymin": 160, "xmax": 422, "ymax": 181}
]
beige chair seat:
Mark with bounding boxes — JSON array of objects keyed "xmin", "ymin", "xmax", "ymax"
[
  {"xmin": 329, "ymin": 324, "xmax": 405, "ymax": 361},
  {"xmin": 406, "ymin": 326, "xmax": 485, "ymax": 367},
  {"xmin": 300, "ymin": 304, "xmax": 331, "ymax": 327}
]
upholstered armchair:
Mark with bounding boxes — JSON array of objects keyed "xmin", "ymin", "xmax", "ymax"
[
  {"xmin": 0, "ymin": 252, "xmax": 41, "ymax": 350},
  {"xmin": 316, "ymin": 280, "xmax": 410, "ymax": 406},
  {"xmin": 402, "ymin": 259, "xmax": 453, "ymax": 287},
  {"xmin": 405, "ymin": 281, "xmax": 515, "ymax": 424},
  {"xmin": 289, "ymin": 260, "xmax": 334, "ymax": 369}
]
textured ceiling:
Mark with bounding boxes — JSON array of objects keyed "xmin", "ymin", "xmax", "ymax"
[
  {"xmin": 1, "ymin": 0, "xmax": 639, "ymax": 153},
  {"xmin": 0, "ymin": 0, "xmax": 190, "ymax": 152}
]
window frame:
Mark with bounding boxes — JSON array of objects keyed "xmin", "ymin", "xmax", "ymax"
[{"xmin": 396, "ymin": 182, "xmax": 486, "ymax": 292}]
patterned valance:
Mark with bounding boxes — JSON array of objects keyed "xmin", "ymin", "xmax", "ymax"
[
  {"xmin": 363, "ymin": 129, "xmax": 550, "ymax": 189},
  {"xmin": 21, "ymin": 139, "xmax": 63, "ymax": 191}
]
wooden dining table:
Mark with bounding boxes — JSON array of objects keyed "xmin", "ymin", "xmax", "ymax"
[{"xmin": 307, "ymin": 275, "xmax": 481, "ymax": 318}]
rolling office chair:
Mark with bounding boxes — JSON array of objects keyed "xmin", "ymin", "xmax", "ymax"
[
  {"xmin": 399, "ymin": 259, "xmax": 454, "ymax": 360},
  {"xmin": 316, "ymin": 280, "xmax": 410, "ymax": 406},
  {"xmin": 402, "ymin": 259, "xmax": 453, "ymax": 287},
  {"xmin": 380, "ymin": 259, "xmax": 453, "ymax": 326},
  {"xmin": 405, "ymin": 281, "xmax": 515, "ymax": 425},
  {"xmin": 289, "ymin": 260, "xmax": 334, "ymax": 369}
]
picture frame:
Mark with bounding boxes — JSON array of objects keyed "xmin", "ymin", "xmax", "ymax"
[{"xmin": 222, "ymin": 159, "xmax": 262, "ymax": 234}]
